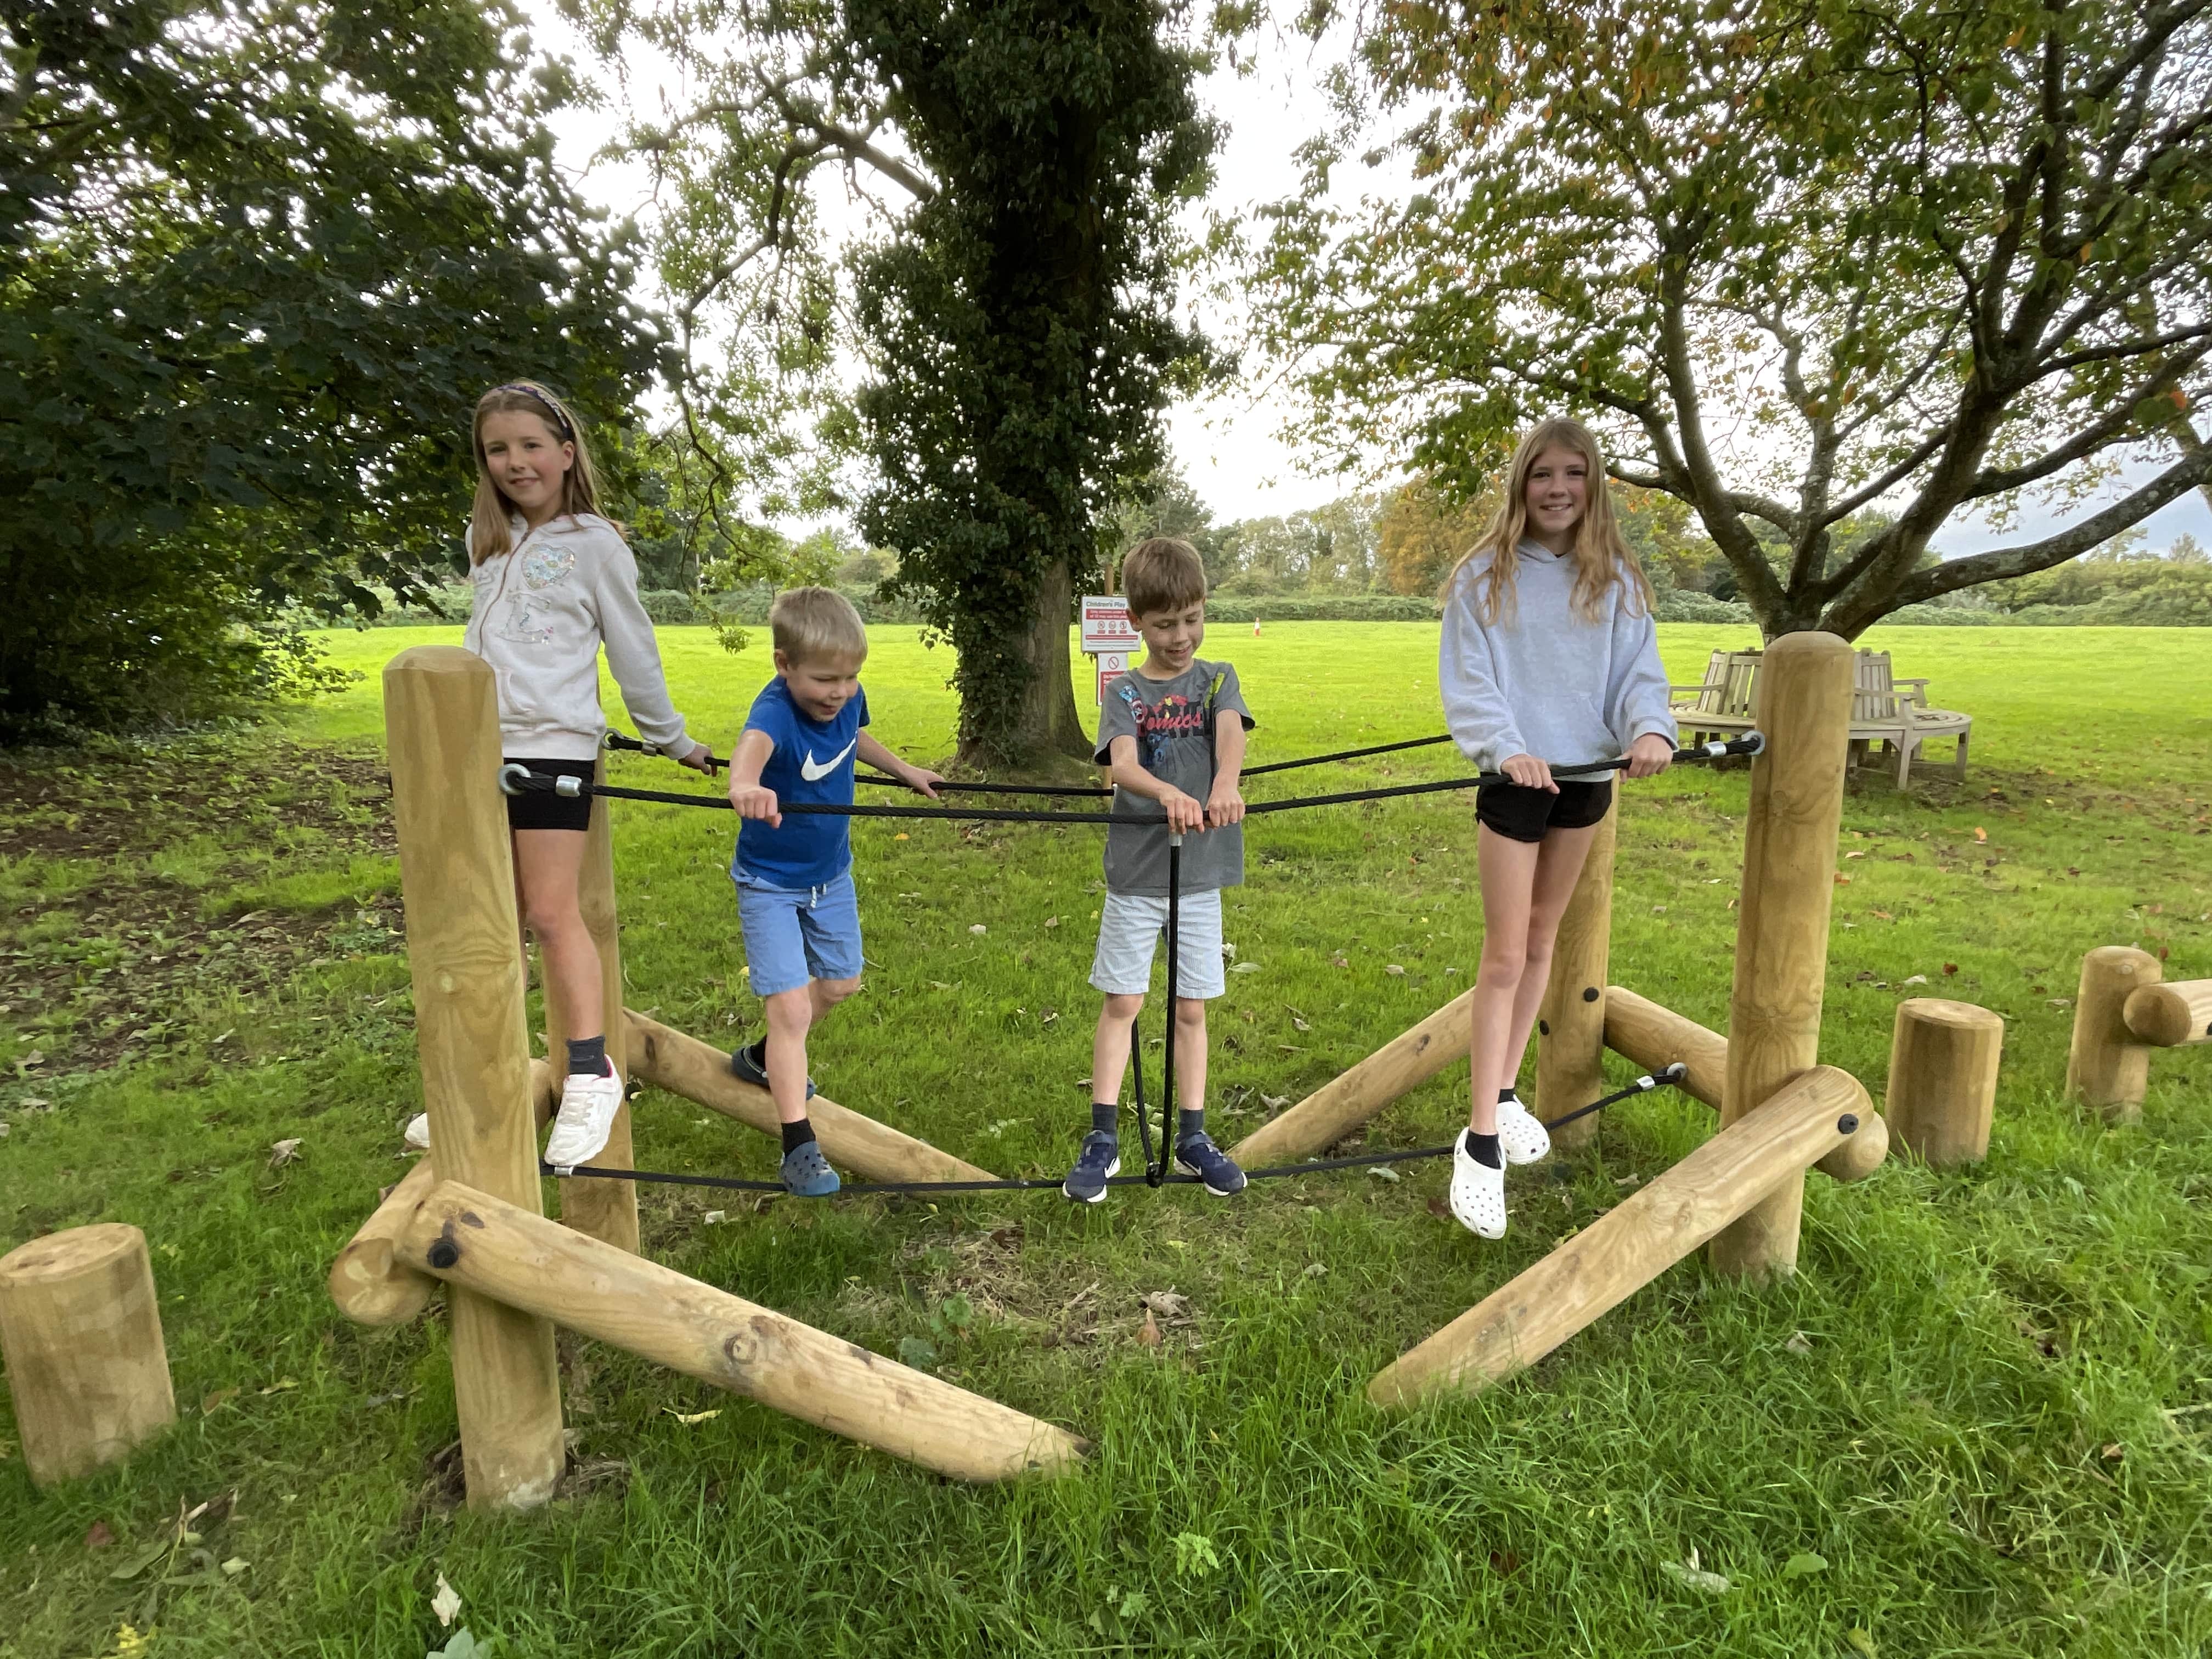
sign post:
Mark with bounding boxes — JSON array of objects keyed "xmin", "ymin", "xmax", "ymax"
[{"xmin": 1080, "ymin": 595, "xmax": 1139, "ymax": 706}]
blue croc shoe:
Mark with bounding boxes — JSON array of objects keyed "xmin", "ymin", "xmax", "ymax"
[
  {"xmin": 1062, "ymin": 1131, "xmax": 1121, "ymax": 1204},
  {"xmin": 1175, "ymin": 1132, "xmax": 1247, "ymax": 1197},
  {"xmin": 780, "ymin": 1138, "xmax": 840, "ymax": 1197},
  {"xmin": 731, "ymin": 1039, "xmax": 815, "ymax": 1100}
]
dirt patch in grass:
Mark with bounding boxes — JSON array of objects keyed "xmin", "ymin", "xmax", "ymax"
[{"xmin": 0, "ymin": 739, "xmax": 402, "ymax": 1075}]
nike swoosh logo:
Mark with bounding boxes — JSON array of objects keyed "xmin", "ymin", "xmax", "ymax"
[{"xmin": 799, "ymin": 739, "xmax": 857, "ymax": 781}]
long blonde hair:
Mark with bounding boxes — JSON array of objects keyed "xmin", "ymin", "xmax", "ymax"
[
  {"xmin": 1441, "ymin": 417, "xmax": 1654, "ymax": 626},
  {"xmin": 469, "ymin": 381, "xmax": 618, "ymax": 563}
]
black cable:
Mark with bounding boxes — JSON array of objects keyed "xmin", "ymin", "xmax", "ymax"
[{"xmin": 1240, "ymin": 732, "xmax": 1456, "ymax": 777}]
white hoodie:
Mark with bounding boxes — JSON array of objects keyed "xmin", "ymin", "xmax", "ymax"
[{"xmin": 462, "ymin": 512, "xmax": 692, "ymax": 763}]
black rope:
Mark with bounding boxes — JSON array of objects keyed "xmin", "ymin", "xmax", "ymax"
[
  {"xmin": 1240, "ymin": 732, "xmax": 1456, "ymax": 777},
  {"xmin": 544, "ymin": 1065, "xmax": 1688, "ymax": 1193},
  {"xmin": 523, "ymin": 735, "xmax": 1766, "ymax": 825}
]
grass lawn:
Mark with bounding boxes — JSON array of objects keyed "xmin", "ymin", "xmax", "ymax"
[{"xmin": 2, "ymin": 621, "xmax": 2209, "ymax": 1658}]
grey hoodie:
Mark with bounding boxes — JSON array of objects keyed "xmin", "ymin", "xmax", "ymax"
[
  {"xmin": 462, "ymin": 512, "xmax": 692, "ymax": 763},
  {"xmin": 1438, "ymin": 539, "xmax": 1676, "ymax": 774}
]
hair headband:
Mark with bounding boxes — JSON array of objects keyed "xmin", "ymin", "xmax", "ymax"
[{"xmin": 488, "ymin": 383, "xmax": 575, "ymax": 439}]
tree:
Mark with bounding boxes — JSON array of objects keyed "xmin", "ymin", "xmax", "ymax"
[
  {"xmin": 1254, "ymin": 0, "xmax": 2212, "ymax": 639},
  {"xmin": 573, "ymin": 0, "xmax": 1218, "ymax": 766},
  {"xmin": 1, "ymin": 0, "xmax": 665, "ymax": 733}
]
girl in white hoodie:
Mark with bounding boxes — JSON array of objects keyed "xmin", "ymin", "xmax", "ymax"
[
  {"xmin": 443, "ymin": 380, "xmax": 711, "ymax": 1166},
  {"xmin": 1436, "ymin": 417, "xmax": 1678, "ymax": 1240}
]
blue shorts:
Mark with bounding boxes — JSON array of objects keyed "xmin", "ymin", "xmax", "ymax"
[{"xmin": 734, "ymin": 869, "xmax": 864, "ymax": 997}]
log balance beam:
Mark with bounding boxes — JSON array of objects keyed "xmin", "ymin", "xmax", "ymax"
[
  {"xmin": 398, "ymin": 1178, "xmax": 1082, "ymax": 1482},
  {"xmin": 1369, "ymin": 1064, "xmax": 1871, "ymax": 1407},
  {"xmin": 2066, "ymin": 946, "xmax": 2212, "ymax": 1122}
]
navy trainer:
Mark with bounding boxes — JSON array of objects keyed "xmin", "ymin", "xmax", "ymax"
[
  {"xmin": 780, "ymin": 1138, "xmax": 840, "ymax": 1197},
  {"xmin": 1175, "ymin": 1132, "xmax": 1247, "ymax": 1197},
  {"xmin": 730, "ymin": 1039, "xmax": 815, "ymax": 1100},
  {"xmin": 1062, "ymin": 1131, "xmax": 1121, "ymax": 1204}
]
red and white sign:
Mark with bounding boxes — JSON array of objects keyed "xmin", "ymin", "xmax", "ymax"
[
  {"xmin": 1079, "ymin": 595, "xmax": 1139, "ymax": 653},
  {"xmin": 1092, "ymin": 650, "xmax": 1130, "ymax": 706}
]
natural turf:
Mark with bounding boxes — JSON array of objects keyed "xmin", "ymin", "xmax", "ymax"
[{"xmin": 1, "ymin": 623, "xmax": 2208, "ymax": 1658}]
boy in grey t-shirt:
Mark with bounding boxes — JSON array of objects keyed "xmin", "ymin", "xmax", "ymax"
[{"xmin": 1064, "ymin": 537, "xmax": 1256, "ymax": 1204}]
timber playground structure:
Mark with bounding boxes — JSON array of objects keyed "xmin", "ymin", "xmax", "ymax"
[{"xmin": 296, "ymin": 633, "xmax": 1962, "ymax": 1506}]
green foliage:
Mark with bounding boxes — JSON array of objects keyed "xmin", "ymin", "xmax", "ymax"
[
  {"xmin": 851, "ymin": 0, "xmax": 1220, "ymax": 763},
  {"xmin": 1256, "ymin": 0, "xmax": 2212, "ymax": 639},
  {"xmin": 0, "ymin": 0, "xmax": 665, "ymax": 735}
]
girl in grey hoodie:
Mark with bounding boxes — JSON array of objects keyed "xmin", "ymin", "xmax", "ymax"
[
  {"xmin": 1437, "ymin": 417, "xmax": 1678, "ymax": 1239},
  {"xmin": 405, "ymin": 381, "xmax": 712, "ymax": 1169}
]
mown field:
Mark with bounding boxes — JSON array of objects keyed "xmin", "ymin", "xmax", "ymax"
[{"xmin": 2, "ymin": 622, "xmax": 2209, "ymax": 1658}]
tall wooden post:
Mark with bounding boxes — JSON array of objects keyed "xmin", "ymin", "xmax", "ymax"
[
  {"xmin": 1536, "ymin": 798, "xmax": 1617, "ymax": 1154},
  {"xmin": 1886, "ymin": 998, "xmax": 2004, "ymax": 1165},
  {"xmin": 0, "ymin": 1225, "xmax": 175, "ymax": 1486},
  {"xmin": 1711, "ymin": 632, "xmax": 1853, "ymax": 1280},
  {"xmin": 385, "ymin": 646, "xmax": 565, "ymax": 1511},
  {"xmin": 550, "ymin": 756, "xmax": 640, "ymax": 1254},
  {"xmin": 2066, "ymin": 946, "xmax": 2159, "ymax": 1122}
]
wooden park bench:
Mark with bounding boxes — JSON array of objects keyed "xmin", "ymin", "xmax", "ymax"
[{"xmin": 1669, "ymin": 647, "xmax": 1972, "ymax": 787}]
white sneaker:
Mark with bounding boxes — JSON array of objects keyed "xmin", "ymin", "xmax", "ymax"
[
  {"xmin": 1497, "ymin": 1093, "xmax": 1551, "ymax": 1165},
  {"xmin": 543, "ymin": 1066, "xmax": 624, "ymax": 1169},
  {"xmin": 403, "ymin": 1114, "xmax": 430, "ymax": 1150},
  {"xmin": 1449, "ymin": 1135, "xmax": 1508, "ymax": 1239}
]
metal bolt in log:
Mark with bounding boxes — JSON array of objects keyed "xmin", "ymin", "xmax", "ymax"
[
  {"xmin": 1885, "ymin": 998, "xmax": 2004, "ymax": 1166},
  {"xmin": 1228, "ymin": 989, "xmax": 1476, "ymax": 1166},
  {"xmin": 1535, "ymin": 798, "xmax": 1616, "ymax": 1155},
  {"xmin": 2066, "ymin": 946, "xmax": 2160, "ymax": 1122},
  {"xmin": 1369, "ymin": 1065, "xmax": 1871, "ymax": 1407},
  {"xmin": 0, "ymin": 1224, "xmax": 176, "ymax": 1487},
  {"xmin": 384, "ymin": 646, "xmax": 563, "ymax": 1511},
  {"xmin": 1713, "ymin": 633, "xmax": 1854, "ymax": 1280}
]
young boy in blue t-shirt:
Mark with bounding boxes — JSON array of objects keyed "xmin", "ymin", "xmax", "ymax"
[{"xmin": 726, "ymin": 587, "xmax": 941, "ymax": 1194}]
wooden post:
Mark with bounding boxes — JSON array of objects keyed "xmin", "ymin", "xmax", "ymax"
[
  {"xmin": 1885, "ymin": 998, "xmax": 2004, "ymax": 1166},
  {"xmin": 1603, "ymin": 986, "xmax": 1887, "ymax": 1183},
  {"xmin": 1228, "ymin": 989, "xmax": 1475, "ymax": 1165},
  {"xmin": 551, "ymin": 757, "xmax": 641, "ymax": 1255},
  {"xmin": 400, "ymin": 1180, "xmax": 1085, "ymax": 1482},
  {"xmin": 1535, "ymin": 799, "xmax": 1616, "ymax": 1154},
  {"xmin": 1369, "ymin": 1066, "xmax": 1870, "ymax": 1407},
  {"xmin": 2066, "ymin": 946, "xmax": 2160, "ymax": 1122},
  {"xmin": 0, "ymin": 1224, "xmax": 176, "ymax": 1486},
  {"xmin": 385, "ymin": 645, "xmax": 564, "ymax": 1512},
  {"xmin": 624, "ymin": 1010, "xmax": 1002, "ymax": 1184},
  {"xmin": 1712, "ymin": 631, "xmax": 1853, "ymax": 1280},
  {"xmin": 2123, "ymin": 979, "xmax": 2212, "ymax": 1050},
  {"xmin": 329, "ymin": 1064, "xmax": 556, "ymax": 1329}
]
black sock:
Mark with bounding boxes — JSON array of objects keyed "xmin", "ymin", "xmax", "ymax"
[
  {"xmin": 1091, "ymin": 1101, "xmax": 1119, "ymax": 1136},
  {"xmin": 744, "ymin": 1037, "xmax": 768, "ymax": 1069},
  {"xmin": 1178, "ymin": 1108, "xmax": 1206, "ymax": 1144},
  {"xmin": 1497, "ymin": 1086, "xmax": 1519, "ymax": 1104},
  {"xmin": 567, "ymin": 1035, "xmax": 607, "ymax": 1077},
  {"xmin": 781, "ymin": 1117, "xmax": 816, "ymax": 1156},
  {"xmin": 1463, "ymin": 1129, "xmax": 1502, "ymax": 1169}
]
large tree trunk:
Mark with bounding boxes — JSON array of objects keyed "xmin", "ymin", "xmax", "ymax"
[{"xmin": 954, "ymin": 556, "xmax": 1090, "ymax": 769}]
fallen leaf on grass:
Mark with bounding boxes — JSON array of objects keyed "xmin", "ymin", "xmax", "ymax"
[
  {"xmin": 220, "ymin": 1557, "xmax": 249, "ymax": 1576},
  {"xmin": 664, "ymin": 1408, "xmax": 720, "ymax": 1425},
  {"xmin": 84, "ymin": 1520, "xmax": 115, "ymax": 1549},
  {"xmin": 1260, "ymin": 1093, "xmax": 1289, "ymax": 1110},
  {"xmin": 1902, "ymin": 974, "xmax": 1928, "ymax": 986},
  {"xmin": 1136, "ymin": 1308, "xmax": 1163, "ymax": 1348},
  {"xmin": 1426, "ymin": 1198, "xmax": 1451, "ymax": 1220},
  {"xmin": 258, "ymin": 1378, "xmax": 297, "ymax": 1395},
  {"xmin": 1367, "ymin": 1165, "xmax": 1401, "ymax": 1183},
  {"xmin": 201, "ymin": 1387, "xmax": 239, "ymax": 1414},
  {"xmin": 1488, "ymin": 1549, "xmax": 1523, "ymax": 1576},
  {"xmin": 1785, "ymin": 1331, "xmax": 1814, "ymax": 1356},
  {"xmin": 1782, "ymin": 1551, "xmax": 1828, "ymax": 1578},
  {"xmin": 1870, "ymin": 909, "xmax": 1894, "ymax": 921},
  {"xmin": 267, "ymin": 1137, "xmax": 302, "ymax": 1168},
  {"xmin": 1661, "ymin": 1550, "xmax": 1730, "ymax": 1593},
  {"xmin": 1303, "ymin": 1262, "xmax": 1328, "ymax": 1278},
  {"xmin": 2100, "ymin": 1442, "xmax": 2125, "ymax": 1462},
  {"xmin": 1220, "ymin": 940, "xmax": 1236, "ymax": 959},
  {"xmin": 1943, "ymin": 963, "xmax": 1959, "ymax": 975},
  {"xmin": 431, "ymin": 1571, "xmax": 463, "ymax": 1627},
  {"xmin": 1139, "ymin": 1290, "xmax": 1191, "ymax": 1321},
  {"xmin": 1384, "ymin": 963, "xmax": 1406, "ymax": 975},
  {"xmin": 893, "ymin": 833, "xmax": 909, "ymax": 841},
  {"xmin": 1973, "ymin": 826, "xmax": 1988, "ymax": 842},
  {"xmin": 702, "ymin": 1210, "xmax": 726, "ymax": 1225},
  {"xmin": 1229, "ymin": 961, "xmax": 1262, "ymax": 974}
]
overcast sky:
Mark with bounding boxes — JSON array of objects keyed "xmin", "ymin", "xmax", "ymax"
[{"xmin": 540, "ymin": 19, "xmax": 2211, "ymax": 557}]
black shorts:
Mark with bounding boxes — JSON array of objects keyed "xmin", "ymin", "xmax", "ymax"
[
  {"xmin": 504, "ymin": 757, "xmax": 596, "ymax": 832},
  {"xmin": 1475, "ymin": 778, "xmax": 1612, "ymax": 844}
]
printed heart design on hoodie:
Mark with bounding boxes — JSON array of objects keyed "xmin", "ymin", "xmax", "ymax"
[{"xmin": 522, "ymin": 546, "xmax": 577, "ymax": 589}]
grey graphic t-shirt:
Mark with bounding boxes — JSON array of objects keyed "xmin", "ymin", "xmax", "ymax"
[{"xmin": 1094, "ymin": 658, "xmax": 1256, "ymax": 896}]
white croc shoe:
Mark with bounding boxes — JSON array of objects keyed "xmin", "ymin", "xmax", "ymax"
[
  {"xmin": 1449, "ymin": 1135, "xmax": 1508, "ymax": 1239},
  {"xmin": 403, "ymin": 1113, "xmax": 431, "ymax": 1150},
  {"xmin": 1496, "ymin": 1093, "xmax": 1551, "ymax": 1165},
  {"xmin": 544, "ymin": 1066, "xmax": 624, "ymax": 1169}
]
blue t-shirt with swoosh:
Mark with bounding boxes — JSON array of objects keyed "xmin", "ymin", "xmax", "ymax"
[{"xmin": 732, "ymin": 675, "xmax": 870, "ymax": 889}]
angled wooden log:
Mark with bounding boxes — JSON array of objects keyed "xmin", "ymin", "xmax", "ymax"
[
  {"xmin": 1228, "ymin": 989, "xmax": 1476, "ymax": 1165},
  {"xmin": 330, "ymin": 1062, "xmax": 558, "ymax": 1328},
  {"xmin": 1369, "ymin": 1065, "xmax": 1870, "ymax": 1408},
  {"xmin": 625, "ymin": 1009, "xmax": 1000, "ymax": 1184},
  {"xmin": 1602, "ymin": 986, "xmax": 1887, "ymax": 1182},
  {"xmin": 399, "ymin": 1179, "xmax": 1085, "ymax": 1482},
  {"xmin": 2123, "ymin": 979, "xmax": 2212, "ymax": 1050},
  {"xmin": 552, "ymin": 757, "xmax": 641, "ymax": 1254},
  {"xmin": 1714, "ymin": 632, "xmax": 1853, "ymax": 1280},
  {"xmin": 1535, "ymin": 799, "xmax": 1617, "ymax": 1155},
  {"xmin": 1886, "ymin": 998, "xmax": 2004, "ymax": 1166},
  {"xmin": 2066, "ymin": 946, "xmax": 2160, "ymax": 1121},
  {"xmin": 385, "ymin": 645, "xmax": 564, "ymax": 1511}
]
